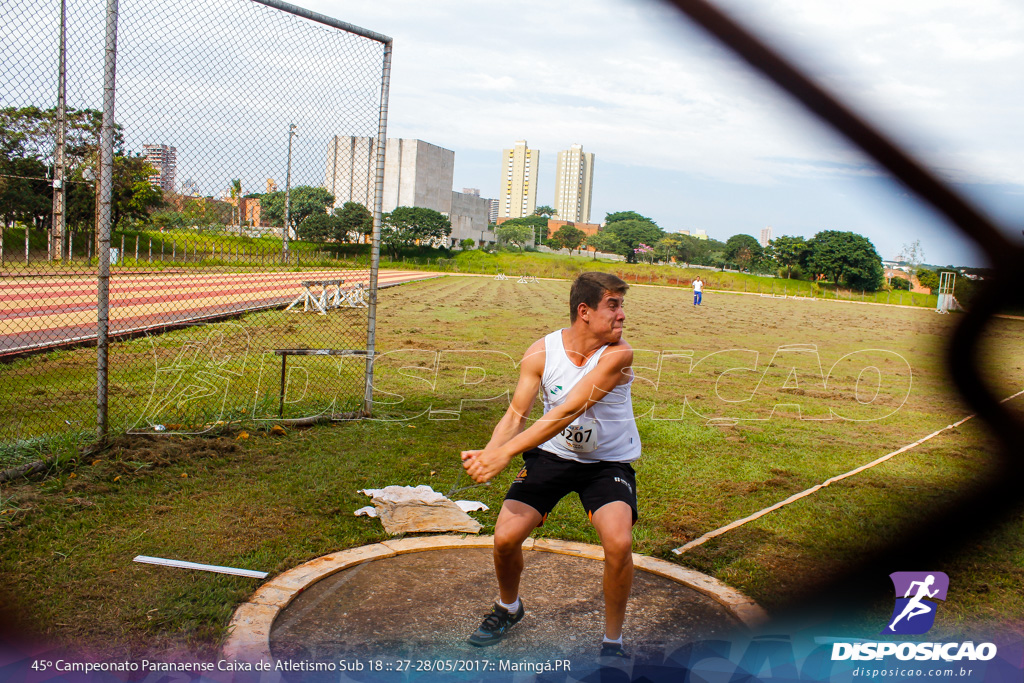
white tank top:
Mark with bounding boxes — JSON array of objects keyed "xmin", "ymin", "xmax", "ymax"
[{"xmin": 538, "ymin": 329, "xmax": 641, "ymax": 463}]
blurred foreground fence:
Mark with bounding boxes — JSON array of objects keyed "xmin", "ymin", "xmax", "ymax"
[
  {"xmin": 1, "ymin": 0, "xmax": 391, "ymax": 449},
  {"xmin": 664, "ymin": 0, "xmax": 1024, "ymax": 618}
]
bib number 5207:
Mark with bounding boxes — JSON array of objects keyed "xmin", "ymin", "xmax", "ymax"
[{"xmin": 560, "ymin": 422, "xmax": 597, "ymax": 453}]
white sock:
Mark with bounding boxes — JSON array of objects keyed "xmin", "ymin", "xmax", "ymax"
[
  {"xmin": 498, "ymin": 597, "xmax": 520, "ymax": 613},
  {"xmin": 603, "ymin": 635, "xmax": 623, "ymax": 645}
]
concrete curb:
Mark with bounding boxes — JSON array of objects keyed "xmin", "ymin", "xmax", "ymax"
[{"xmin": 221, "ymin": 535, "xmax": 768, "ymax": 664}]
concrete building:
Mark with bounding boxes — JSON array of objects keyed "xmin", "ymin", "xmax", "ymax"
[
  {"xmin": 553, "ymin": 144, "xmax": 595, "ymax": 223},
  {"xmin": 451, "ymin": 190, "xmax": 495, "ymax": 247},
  {"xmin": 499, "ymin": 140, "xmax": 538, "ymax": 219},
  {"xmin": 760, "ymin": 226, "xmax": 773, "ymax": 247},
  {"xmin": 694, "ymin": 229, "xmax": 708, "ymax": 240},
  {"xmin": 324, "ymin": 136, "xmax": 377, "ymax": 209},
  {"xmin": 143, "ymin": 144, "xmax": 176, "ymax": 193},
  {"xmin": 324, "ymin": 136, "xmax": 454, "ymax": 215},
  {"xmin": 462, "ymin": 188, "xmax": 480, "ymax": 196},
  {"xmin": 488, "ymin": 198, "xmax": 499, "ymax": 224},
  {"xmin": 266, "ymin": 178, "xmax": 278, "ymax": 193}
]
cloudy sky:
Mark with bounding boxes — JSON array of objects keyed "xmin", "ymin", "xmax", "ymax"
[{"xmin": 292, "ymin": 0, "xmax": 1023, "ymax": 266}]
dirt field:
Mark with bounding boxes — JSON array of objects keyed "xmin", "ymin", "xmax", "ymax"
[{"xmin": 1, "ymin": 274, "xmax": 1022, "ymax": 660}]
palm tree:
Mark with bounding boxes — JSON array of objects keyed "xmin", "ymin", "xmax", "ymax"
[{"xmin": 229, "ymin": 178, "xmax": 242, "ymax": 233}]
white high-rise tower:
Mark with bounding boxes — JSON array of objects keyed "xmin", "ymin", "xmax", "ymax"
[
  {"xmin": 554, "ymin": 143, "xmax": 594, "ymax": 223},
  {"xmin": 499, "ymin": 140, "xmax": 538, "ymax": 219}
]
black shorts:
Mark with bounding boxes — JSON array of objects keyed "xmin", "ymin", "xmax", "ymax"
[{"xmin": 504, "ymin": 448, "xmax": 638, "ymax": 525}]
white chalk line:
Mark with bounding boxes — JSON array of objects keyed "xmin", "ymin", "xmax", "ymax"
[{"xmin": 672, "ymin": 388, "xmax": 1024, "ymax": 555}]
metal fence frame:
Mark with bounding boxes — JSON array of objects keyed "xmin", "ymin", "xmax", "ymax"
[{"xmin": 80, "ymin": 0, "xmax": 391, "ymax": 439}]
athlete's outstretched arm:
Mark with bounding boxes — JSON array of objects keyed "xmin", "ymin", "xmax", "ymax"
[{"xmin": 462, "ymin": 342, "xmax": 633, "ymax": 483}]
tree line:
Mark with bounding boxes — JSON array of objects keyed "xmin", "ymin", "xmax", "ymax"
[
  {"xmin": 1, "ymin": 106, "xmax": 163, "ymax": 237},
  {"xmin": 496, "ymin": 208, "xmax": 889, "ymax": 291}
]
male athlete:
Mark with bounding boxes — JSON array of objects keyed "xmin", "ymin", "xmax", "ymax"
[{"xmin": 461, "ymin": 272, "xmax": 641, "ymax": 659}]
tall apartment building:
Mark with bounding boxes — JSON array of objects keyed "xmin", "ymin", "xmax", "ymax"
[
  {"xmin": 488, "ymin": 198, "xmax": 499, "ymax": 224},
  {"xmin": 760, "ymin": 226, "xmax": 773, "ymax": 247},
  {"xmin": 324, "ymin": 136, "xmax": 454, "ymax": 215},
  {"xmin": 553, "ymin": 143, "xmax": 594, "ymax": 223},
  {"xmin": 499, "ymin": 140, "xmax": 538, "ymax": 219},
  {"xmin": 142, "ymin": 144, "xmax": 176, "ymax": 193}
]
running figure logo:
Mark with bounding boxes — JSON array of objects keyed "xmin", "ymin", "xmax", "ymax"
[{"xmin": 883, "ymin": 571, "xmax": 949, "ymax": 635}]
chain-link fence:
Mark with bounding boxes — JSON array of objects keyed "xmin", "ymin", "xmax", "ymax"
[{"xmin": 1, "ymin": 0, "xmax": 391, "ymax": 451}]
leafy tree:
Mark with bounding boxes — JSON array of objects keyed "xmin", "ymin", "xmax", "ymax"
[
  {"xmin": 656, "ymin": 234, "xmax": 688, "ymax": 264},
  {"xmin": 605, "ymin": 210, "xmax": 652, "ymax": 225},
  {"xmin": 111, "ymin": 154, "xmax": 164, "ymax": 228},
  {"xmin": 634, "ymin": 242, "xmax": 656, "ymax": 264},
  {"xmin": 585, "ymin": 231, "xmax": 625, "ymax": 259},
  {"xmin": 176, "ymin": 195, "xmax": 230, "ymax": 230},
  {"xmin": 260, "ymin": 186, "xmax": 334, "ymax": 230},
  {"xmin": 805, "ymin": 230, "xmax": 884, "ymax": 290},
  {"xmin": 0, "ymin": 156, "xmax": 49, "ymax": 228},
  {"xmin": 724, "ymin": 234, "xmax": 762, "ymax": 271},
  {"xmin": 889, "ymin": 275, "xmax": 911, "ymax": 291},
  {"xmin": 770, "ymin": 235, "xmax": 809, "ymax": 279},
  {"xmin": 546, "ymin": 233, "xmax": 566, "ymax": 251},
  {"xmin": 151, "ymin": 211, "xmax": 184, "ymax": 230},
  {"xmin": 495, "ymin": 222, "xmax": 534, "ymax": 252},
  {"xmin": 297, "ymin": 212, "xmax": 337, "ymax": 242},
  {"xmin": 552, "ymin": 224, "xmax": 586, "ymax": 254},
  {"xmin": 916, "ymin": 269, "xmax": 939, "ymax": 292},
  {"xmin": 380, "ymin": 206, "xmax": 451, "ymax": 260},
  {"xmin": 533, "ymin": 205, "xmax": 555, "ymax": 218},
  {"xmin": 604, "ymin": 219, "xmax": 665, "ymax": 263},
  {"xmin": 499, "ymin": 214, "xmax": 549, "ymax": 244},
  {"xmin": 0, "ymin": 106, "xmax": 110, "ymax": 168},
  {"xmin": 460, "ymin": 238, "xmax": 476, "ymax": 250},
  {"xmin": 334, "ymin": 201, "xmax": 373, "ymax": 242}
]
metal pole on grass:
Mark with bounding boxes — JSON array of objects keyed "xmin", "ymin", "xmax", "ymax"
[
  {"xmin": 51, "ymin": 0, "xmax": 68, "ymax": 262},
  {"xmin": 363, "ymin": 39, "xmax": 392, "ymax": 416},
  {"xmin": 96, "ymin": 0, "xmax": 119, "ymax": 440},
  {"xmin": 283, "ymin": 123, "xmax": 296, "ymax": 264}
]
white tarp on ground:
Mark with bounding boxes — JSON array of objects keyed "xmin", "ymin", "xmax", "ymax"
[{"xmin": 356, "ymin": 485, "xmax": 486, "ymax": 534}]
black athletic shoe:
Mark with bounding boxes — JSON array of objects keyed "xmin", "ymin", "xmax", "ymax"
[
  {"xmin": 599, "ymin": 642, "xmax": 631, "ymax": 659},
  {"xmin": 467, "ymin": 601, "xmax": 525, "ymax": 647}
]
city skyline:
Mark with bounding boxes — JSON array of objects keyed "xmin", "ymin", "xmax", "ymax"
[{"xmin": 303, "ymin": 0, "xmax": 1024, "ymax": 267}]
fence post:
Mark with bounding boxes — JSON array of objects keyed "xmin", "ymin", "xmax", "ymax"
[
  {"xmin": 364, "ymin": 37, "xmax": 393, "ymax": 416},
  {"xmin": 95, "ymin": 0, "xmax": 119, "ymax": 441},
  {"xmin": 135, "ymin": 234, "xmax": 139, "ymax": 261},
  {"xmin": 148, "ymin": 237, "xmax": 152, "ymax": 263}
]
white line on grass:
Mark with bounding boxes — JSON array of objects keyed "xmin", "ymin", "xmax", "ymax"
[{"xmin": 672, "ymin": 388, "xmax": 1024, "ymax": 555}]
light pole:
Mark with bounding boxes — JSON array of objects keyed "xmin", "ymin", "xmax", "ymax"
[
  {"xmin": 51, "ymin": 0, "xmax": 67, "ymax": 262},
  {"xmin": 283, "ymin": 123, "xmax": 297, "ymax": 263}
]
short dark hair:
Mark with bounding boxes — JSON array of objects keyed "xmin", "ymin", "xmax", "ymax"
[{"xmin": 569, "ymin": 272, "xmax": 628, "ymax": 323}]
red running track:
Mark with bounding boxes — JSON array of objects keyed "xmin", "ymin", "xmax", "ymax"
[{"xmin": 0, "ymin": 268, "xmax": 438, "ymax": 355}]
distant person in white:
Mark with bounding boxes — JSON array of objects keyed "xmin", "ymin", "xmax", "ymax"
[
  {"xmin": 693, "ymin": 276, "xmax": 703, "ymax": 306},
  {"xmin": 888, "ymin": 574, "xmax": 939, "ymax": 631}
]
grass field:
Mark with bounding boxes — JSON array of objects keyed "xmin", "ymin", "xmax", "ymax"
[{"xmin": 0, "ymin": 275, "xmax": 1021, "ymax": 660}]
